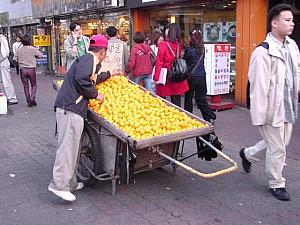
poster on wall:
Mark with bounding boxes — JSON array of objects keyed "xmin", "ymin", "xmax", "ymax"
[
  {"xmin": 204, "ymin": 44, "xmax": 231, "ymax": 95},
  {"xmin": 99, "ymin": 42, "xmax": 124, "ymax": 73},
  {"xmin": 222, "ymin": 22, "xmax": 236, "ymax": 44},
  {"xmin": 203, "ymin": 22, "xmax": 222, "ymax": 42}
]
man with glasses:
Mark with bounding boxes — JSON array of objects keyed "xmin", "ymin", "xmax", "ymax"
[{"xmin": 64, "ymin": 22, "xmax": 90, "ymax": 71}]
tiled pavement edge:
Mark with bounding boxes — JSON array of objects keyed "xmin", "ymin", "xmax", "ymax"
[{"xmin": 0, "ymin": 70, "xmax": 299, "ymax": 225}]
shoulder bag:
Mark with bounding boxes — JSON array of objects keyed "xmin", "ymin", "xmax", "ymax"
[{"xmin": 166, "ymin": 43, "xmax": 187, "ymax": 83}]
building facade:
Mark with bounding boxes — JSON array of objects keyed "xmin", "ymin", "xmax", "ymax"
[
  {"xmin": 2, "ymin": 0, "xmax": 297, "ymax": 106},
  {"xmin": 31, "ymin": 0, "xmax": 128, "ymax": 75},
  {"xmin": 128, "ymin": 0, "xmax": 299, "ymax": 106}
]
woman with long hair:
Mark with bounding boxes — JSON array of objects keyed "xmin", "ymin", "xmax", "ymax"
[
  {"xmin": 153, "ymin": 23, "xmax": 189, "ymax": 107},
  {"xmin": 184, "ymin": 29, "xmax": 216, "ymax": 122}
]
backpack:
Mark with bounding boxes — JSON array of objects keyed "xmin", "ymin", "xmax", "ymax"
[
  {"xmin": 166, "ymin": 43, "xmax": 188, "ymax": 83},
  {"xmin": 246, "ymin": 42, "xmax": 269, "ymax": 109}
]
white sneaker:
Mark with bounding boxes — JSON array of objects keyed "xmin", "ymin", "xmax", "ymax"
[
  {"xmin": 48, "ymin": 186, "xmax": 76, "ymax": 202},
  {"xmin": 75, "ymin": 182, "xmax": 84, "ymax": 191}
]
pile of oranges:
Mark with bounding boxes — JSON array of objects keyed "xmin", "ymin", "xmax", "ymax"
[{"xmin": 89, "ymin": 76, "xmax": 207, "ymax": 140}]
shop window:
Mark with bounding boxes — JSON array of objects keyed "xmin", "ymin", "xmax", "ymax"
[
  {"xmin": 56, "ymin": 11, "xmax": 130, "ymax": 71},
  {"xmin": 148, "ymin": 0, "xmax": 236, "ymax": 98}
]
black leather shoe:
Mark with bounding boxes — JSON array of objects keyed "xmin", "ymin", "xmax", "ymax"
[
  {"xmin": 270, "ymin": 188, "xmax": 290, "ymax": 201},
  {"xmin": 239, "ymin": 148, "xmax": 251, "ymax": 173}
]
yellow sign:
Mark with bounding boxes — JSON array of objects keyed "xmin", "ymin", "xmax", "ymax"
[{"xmin": 33, "ymin": 35, "xmax": 51, "ymax": 46}]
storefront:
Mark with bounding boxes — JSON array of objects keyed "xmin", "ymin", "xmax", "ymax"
[
  {"xmin": 31, "ymin": 0, "xmax": 128, "ymax": 75},
  {"xmin": 128, "ymin": 0, "xmax": 269, "ymax": 107},
  {"xmin": 55, "ymin": 10, "xmax": 130, "ymax": 74},
  {"xmin": 129, "ymin": 0, "xmax": 238, "ymax": 107}
]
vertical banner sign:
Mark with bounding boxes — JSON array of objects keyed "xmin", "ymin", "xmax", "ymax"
[
  {"xmin": 204, "ymin": 44, "xmax": 231, "ymax": 95},
  {"xmin": 99, "ymin": 42, "xmax": 124, "ymax": 73}
]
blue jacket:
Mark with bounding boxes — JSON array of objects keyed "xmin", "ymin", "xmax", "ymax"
[{"xmin": 184, "ymin": 47, "xmax": 206, "ymax": 77}]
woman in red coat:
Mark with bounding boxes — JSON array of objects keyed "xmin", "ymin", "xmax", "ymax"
[{"xmin": 153, "ymin": 24, "xmax": 189, "ymax": 107}]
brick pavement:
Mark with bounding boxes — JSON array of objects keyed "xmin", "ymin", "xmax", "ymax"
[{"xmin": 0, "ymin": 70, "xmax": 299, "ymax": 225}]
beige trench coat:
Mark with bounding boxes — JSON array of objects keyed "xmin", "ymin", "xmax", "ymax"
[{"xmin": 248, "ymin": 34, "xmax": 300, "ymax": 127}]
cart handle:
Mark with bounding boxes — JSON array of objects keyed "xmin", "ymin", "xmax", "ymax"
[{"xmin": 156, "ymin": 137, "xmax": 238, "ymax": 178}]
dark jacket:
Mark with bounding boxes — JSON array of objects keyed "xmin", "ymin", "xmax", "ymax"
[
  {"xmin": 54, "ymin": 53, "xmax": 110, "ymax": 119},
  {"xmin": 184, "ymin": 47, "xmax": 206, "ymax": 77},
  {"xmin": 126, "ymin": 43, "xmax": 153, "ymax": 77}
]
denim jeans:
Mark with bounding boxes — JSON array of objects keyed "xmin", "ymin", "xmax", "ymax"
[{"xmin": 132, "ymin": 75, "xmax": 154, "ymax": 93}]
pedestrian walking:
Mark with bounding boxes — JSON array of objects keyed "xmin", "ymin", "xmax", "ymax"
[
  {"xmin": 64, "ymin": 22, "xmax": 90, "ymax": 71},
  {"xmin": 240, "ymin": 4, "xmax": 299, "ymax": 201},
  {"xmin": 0, "ymin": 31, "xmax": 18, "ymax": 105},
  {"xmin": 126, "ymin": 32, "xmax": 154, "ymax": 93},
  {"xmin": 184, "ymin": 29, "xmax": 216, "ymax": 123},
  {"xmin": 152, "ymin": 23, "xmax": 189, "ymax": 107},
  {"xmin": 106, "ymin": 26, "xmax": 129, "ymax": 73},
  {"xmin": 12, "ymin": 35, "xmax": 22, "ymax": 75},
  {"xmin": 14, "ymin": 35, "xmax": 43, "ymax": 107},
  {"xmin": 48, "ymin": 35, "xmax": 120, "ymax": 202}
]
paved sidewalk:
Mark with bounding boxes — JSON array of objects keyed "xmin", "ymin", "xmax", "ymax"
[{"xmin": 0, "ymin": 70, "xmax": 299, "ymax": 225}]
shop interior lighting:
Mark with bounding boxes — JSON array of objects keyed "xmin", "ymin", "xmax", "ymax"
[
  {"xmin": 231, "ymin": 0, "xmax": 236, "ymax": 3},
  {"xmin": 88, "ymin": 22, "xmax": 98, "ymax": 29},
  {"xmin": 170, "ymin": 16, "xmax": 176, "ymax": 23}
]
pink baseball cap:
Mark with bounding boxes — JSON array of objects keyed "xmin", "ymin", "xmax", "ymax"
[{"xmin": 90, "ymin": 35, "xmax": 108, "ymax": 48}]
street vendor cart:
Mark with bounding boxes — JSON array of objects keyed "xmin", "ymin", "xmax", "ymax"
[{"xmin": 53, "ymin": 77, "xmax": 238, "ymax": 195}]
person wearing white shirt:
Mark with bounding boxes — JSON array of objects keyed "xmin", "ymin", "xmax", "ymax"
[{"xmin": 12, "ymin": 35, "xmax": 23, "ymax": 75}]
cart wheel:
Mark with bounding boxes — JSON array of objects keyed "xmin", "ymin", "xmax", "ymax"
[{"xmin": 77, "ymin": 123, "xmax": 101, "ymax": 186}]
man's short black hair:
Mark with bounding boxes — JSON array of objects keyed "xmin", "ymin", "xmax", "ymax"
[
  {"xmin": 267, "ymin": 4, "xmax": 294, "ymax": 33},
  {"xmin": 133, "ymin": 32, "xmax": 145, "ymax": 44},
  {"xmin": 88, "ymin": 46, "xmax": 107, "ymax": 53},
  {"xmin": 106, "ymin": 26, "xmax": 118, "ymax": 37},
  {"xmin": 69, "ymin": 22, "xmax": 81, "ymax": 32},
  {"xmin": 21, "ymin": 35, "xmax": 31, "ymax": 46}
]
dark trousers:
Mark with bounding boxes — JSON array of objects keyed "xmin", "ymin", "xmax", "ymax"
[
  {"xmin": 16, "ymin": 64, "xmax": 20, "ymax": 75},
  {"xmin": 171, "ymin": 95, "xmax": 181, "ymax": 108},
  {"xmin": 20, "ymin": 67, "xmax": 37, "ymax": 104},
  {"xmin": 161, "ymin": 95, "xmax": 182, "ymax": 108},
  {"xmin": 184, "ymin": 76, "xmax": 216, "ymax": 122}
]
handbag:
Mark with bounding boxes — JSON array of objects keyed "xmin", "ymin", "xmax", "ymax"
[
  {"xmin": 149, "ymin": 48, "xmax": 156, "ymax": 67},
  {"xmin": 166, "ymin": 43, "xmax": 187, "ymax": 83},
  {"xmin": 8, "ymin": 51, "xmax": 16, "ymax": 68}
]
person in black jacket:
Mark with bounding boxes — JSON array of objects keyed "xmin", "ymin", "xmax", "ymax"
[
  {"xmin": 184, "ymin": 29, "xmax": 216, "ymax": 123},
  {"xmin": 48, "ymin": 35, "xmax": 119, "ymax": 202}
]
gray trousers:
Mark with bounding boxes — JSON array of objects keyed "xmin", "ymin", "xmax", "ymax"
[
  {"xmin": 49, "ymin": 108, "xmax": 84, "ymax": 191},
  {"xmin": 244, "ymin": 123, "xmax": 293, "ymax": 188},
  {"xmin": 0, "ymin": 66, "xmax": 17, "ymax": 101}
]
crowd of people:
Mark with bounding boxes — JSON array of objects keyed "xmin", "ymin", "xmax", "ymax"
[{"xmin": 0, "ymin": 4, "xmax": 299, "ymax": 203}]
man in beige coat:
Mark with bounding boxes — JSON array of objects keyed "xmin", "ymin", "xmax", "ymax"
[
  {"xmin": 0, "ymin": 32, "xmax": 18, "ymax": 104},
  {"xmin": 240, "ymin": 4, "xmax": 299, "ymax": 201}
]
